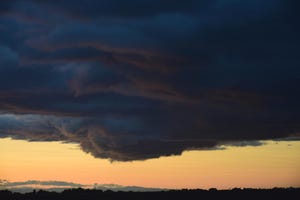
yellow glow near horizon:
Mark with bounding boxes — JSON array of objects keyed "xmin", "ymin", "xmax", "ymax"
[{"xmin": 0, "ymin": 138, "xmax": 299, "ymax": 189}]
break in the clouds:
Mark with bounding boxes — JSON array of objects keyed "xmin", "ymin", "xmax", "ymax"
[{"xmin": 0, "ymin": 0, "xmax": 299, "ymax": 161}]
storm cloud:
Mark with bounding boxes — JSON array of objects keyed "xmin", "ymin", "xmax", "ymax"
[{"xmin": 0, "ymin": 0, "xmax": 299, "ymax": 161}]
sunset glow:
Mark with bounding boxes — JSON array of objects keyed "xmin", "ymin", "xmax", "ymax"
[{"xmin": 1, "ymin": 138, "xmax": 299, "ymax": 189}]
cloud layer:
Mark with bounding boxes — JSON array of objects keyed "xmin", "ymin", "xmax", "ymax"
[
  {"xmin": 0, "ymin": 180, "xmax": 164, "ymax": 193},
  {"xmin": 0, "ymin": 0, "xmax": 299, "ymax": 161}
]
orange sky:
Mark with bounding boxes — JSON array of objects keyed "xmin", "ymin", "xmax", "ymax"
[{"xmin": 1, "ymin": 138, "xmax": 300, "ymax": 189}]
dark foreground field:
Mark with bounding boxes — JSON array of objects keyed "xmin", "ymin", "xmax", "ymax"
[{"xmin": 1, "ymin": 188, "xmax": 299, "ymax": 200}]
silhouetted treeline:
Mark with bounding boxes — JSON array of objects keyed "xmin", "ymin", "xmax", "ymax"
[{"xmin": 1, "ymin": 187, "xmax": 299, "ymax": 200}]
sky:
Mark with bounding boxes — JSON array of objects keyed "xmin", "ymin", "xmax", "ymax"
[
  {"xmin": 1, "ymin": 138, "xmax": 300, "ymax": 189},
  {"xmin": 0, "ymin": 0, "xmax": 300, "ymax": 189}
]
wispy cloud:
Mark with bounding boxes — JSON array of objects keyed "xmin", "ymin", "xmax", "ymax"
[
  {"xmin": 0, "ymin": 180, "xmax": 83, "ymax": 188},
  {"xmin": 0, "ymin": 180, "xmax": 165, "ymax": 193}
]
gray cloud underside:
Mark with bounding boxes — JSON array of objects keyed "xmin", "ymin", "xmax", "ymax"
[{"xmin": 0, "ymin": 0, "xmax": 300, "ymax": 161}]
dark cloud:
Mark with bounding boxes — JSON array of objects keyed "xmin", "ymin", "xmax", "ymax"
[{"xmin": 0, "ymin": 0, "xmax": 299, "ymax": 161}]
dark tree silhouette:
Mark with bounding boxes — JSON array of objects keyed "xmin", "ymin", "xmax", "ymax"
[{"xmin": 1, "ymin": 188, "xmax": 299, "ymax": 200}]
